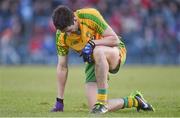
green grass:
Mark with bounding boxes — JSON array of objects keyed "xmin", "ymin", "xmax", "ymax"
[{"xmin": 0, "ymin": 65, "xmax": 180, "ymax": 117}]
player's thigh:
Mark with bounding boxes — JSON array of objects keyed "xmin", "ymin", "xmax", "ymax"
[{"xmin": 93, "ymin": 46, "xmax": 120, "ymax": 70}]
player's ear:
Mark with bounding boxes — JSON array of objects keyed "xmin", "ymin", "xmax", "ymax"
[{"xmin": 74, "ymin": 16, "xmax": 77, "ymax": 22}]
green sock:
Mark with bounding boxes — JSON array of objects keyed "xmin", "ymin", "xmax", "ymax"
[
  {"xmin": 97, "ymin": 89, "xmax": 107, "ymax": 104},
  {"xmin": 123, "ymin": 96, "xmax": 138, "ymax": 108}
]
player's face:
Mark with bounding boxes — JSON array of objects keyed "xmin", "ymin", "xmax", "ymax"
[{"xmin": 62, "ymin": 18, "xmax": 78, "ymax": 36}]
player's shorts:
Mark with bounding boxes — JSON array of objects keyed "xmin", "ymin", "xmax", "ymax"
[{"xmin": 85, "ymin": 42, "xmax": 126, "ymax": 83}]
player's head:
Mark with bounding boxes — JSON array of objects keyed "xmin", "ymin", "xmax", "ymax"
[{"xmin": 52, "ymin": 5, "xmax": 78, "ymax": 35}]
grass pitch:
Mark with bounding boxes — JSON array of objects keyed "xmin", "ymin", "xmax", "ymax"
[{"xmin": 0, "ymin": 65, "xmax": 180, "ymax": 117}]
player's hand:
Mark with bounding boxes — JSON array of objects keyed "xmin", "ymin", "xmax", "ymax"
[{"xmin": 81, "ymin": 40, "xmax": 95, "ymax": 63}]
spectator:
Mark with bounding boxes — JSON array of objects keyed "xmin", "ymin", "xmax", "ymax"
[{"xmin": 0, "ymin": 0, "xmax": 180, "ymax": 65}]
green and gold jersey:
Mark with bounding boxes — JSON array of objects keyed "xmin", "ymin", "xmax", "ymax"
[{"xmin": 56, "ymin": 8, "xmax": 109, "ymax": 56}]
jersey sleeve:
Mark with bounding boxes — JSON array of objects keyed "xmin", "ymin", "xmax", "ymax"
[
  {"xmin": 56, "ymin": 30, "xmax": 69, "ymax": 56},
  {"xmin": 77, "ymin": 8, "xmax": 109, "ymax": 34}
]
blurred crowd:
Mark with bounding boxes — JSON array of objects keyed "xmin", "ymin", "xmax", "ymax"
[{"xmin": 0, "ymin": 0, "xmax": 180, "ymax": 65}]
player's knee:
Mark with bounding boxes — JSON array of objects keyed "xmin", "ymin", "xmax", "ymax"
[
  {"xmin": 93, "ymin": 46, "xmax": 105, "ymax": 55},
  {"xmin": 93, "ymin": 46, "xmax": 105, "ymax": 61}
]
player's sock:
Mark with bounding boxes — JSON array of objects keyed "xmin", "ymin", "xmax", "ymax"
[
  {"xmin": 57, "ymin": 97, "xmax": 63, "ymax": 104},
  {"xmin": 97, "ymin": 89, "xmax": 107, "ymax": 104},
  {"xmin": 123, "ymin": 96, "xmax": 138, "ymax": 108}
]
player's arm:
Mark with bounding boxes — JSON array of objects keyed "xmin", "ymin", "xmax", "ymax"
[
  {"xmin": 93, "ymin": 26, "xmax": 120, "ymax": 47},
  {"xmin": 56, "ymin": 55, "xmax": 68, "ymax": 99},
  {"xmin": 56, "ymin": 30, "xmax": 69, "ymax": 99},
  {"xmin": 81, "ymin": 9, "xmax": 120, "ymax": 63},
  {"xmin": 86, "ymin": 8, "xmax": 120, "ymax": 47},
  {"xmin": 81, "ymin": 27, "xmax": 120, "ymax": 63}
]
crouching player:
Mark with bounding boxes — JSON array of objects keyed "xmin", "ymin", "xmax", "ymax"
[{"xmin": 51, "ymin": 5, "xmax": 154, "ymax": 114}]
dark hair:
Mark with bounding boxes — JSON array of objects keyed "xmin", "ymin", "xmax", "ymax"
[{"xmin": 52, "ymin": 5, "xmax": 74, "ymax": 30}]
